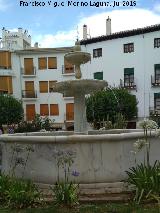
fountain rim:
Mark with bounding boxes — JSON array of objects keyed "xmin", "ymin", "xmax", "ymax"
[{"xmin": 0, "ymin": 130, "xmax": 152, "ymax": 144}]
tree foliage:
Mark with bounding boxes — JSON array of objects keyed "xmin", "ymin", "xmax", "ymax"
[
  {"xmin": 0, "ymin": 94, "xmax": 23, "ymax": 126},
  {"xmin": 86, "ymin": 88, "xmax": 138, "ymax": 128}
]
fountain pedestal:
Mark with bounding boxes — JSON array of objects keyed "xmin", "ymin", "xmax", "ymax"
[{"xmin": 74, "ymin": 93, "xmax": 87, "ymax": 134}]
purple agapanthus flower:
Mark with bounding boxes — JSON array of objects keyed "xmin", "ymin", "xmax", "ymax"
[
  {"xmin": 72, "ymin": 170, "xmax": 80, "ymax": 177},
  {"xmin": 8, "ymin": 128, "xmax": 14, "ymax": 134}
]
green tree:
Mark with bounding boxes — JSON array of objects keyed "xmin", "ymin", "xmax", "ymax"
[
  {"xmin": 86, "ymin": 88, "xmax": 138, "ymax": 128},
  {"xmin": 0, "ymin": 94, "xmax": 23, "ymax": 126}
]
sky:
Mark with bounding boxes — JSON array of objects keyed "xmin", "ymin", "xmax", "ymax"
[{"xmin": 0, "ymin": 0, "xmax": 160, "ymax": 47}]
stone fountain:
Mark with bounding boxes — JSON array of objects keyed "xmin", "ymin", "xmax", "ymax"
[{"xmin": 52, "ymin": 41, "xmax": 108, "ymax": 134}]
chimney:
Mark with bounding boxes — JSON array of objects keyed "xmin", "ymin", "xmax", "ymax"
[
  {"xmin": 106, "ymin": 16, "xmax": 111, "ymax": 35},
  {"xmin": 83, "ymin": 24, "xmax": 87, "ymax": 39},
  {"xmin": 18, "ymin": 27, "xmax": 23, "ymax": 33},
  {"xmin": 34, "ymin": 42, "xmax": 39, "ymax": 48}
]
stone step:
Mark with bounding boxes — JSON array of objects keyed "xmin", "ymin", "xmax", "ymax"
[{"xmin": 41, "ymin": 193, "xmax": 131, "ymax": 203}]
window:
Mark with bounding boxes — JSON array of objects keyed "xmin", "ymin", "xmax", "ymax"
[
  {"xmin": 24, "ymin": 81, "xmax": 35, "ymax": 98},
  {"xmin": 39, "ymin": 81, "xmax": 48, "ymax": 93},
  {"xmin": 40, "ymin": 104, "xmax": 49, "ymax": 116},
  {"xmin": 124, "ymin": 43, "xmax": 134, "ymax": 53},
  {"xmin": 24, "ymin": 58, "xmax": 34, "ymax": 75},
  {"xmin": 49, "ymin": 81, "xmax": 57, "ymax": 92},
  {"xmin": 64, "ymin": 59, "xmax": 74, "ymax": 73},
  {"xmin": 155, "ymin": 64, "xmax": 160, "ymax": 83},
  {"xmin": 0, "ymin": 76, "xmax": 13, "ymax": 94},
  {"xmin": 124, "ymin": 68, "xmax": 135, "ymax": 87},
  {"xmin": 154, "ymin": 38, "xmax": 160, "ymax": 48},
  {"xmin": 154, "ymin": 93, "xmax": 160, "ymax": 110},
  {"xmin": 50, "ymin": 104, "xmax": 59, "ymax": 116},
  {"xmin": 94, "ymin": 72, "xmax": 103, "ymax": 80},
  {"xmin": 93, "ymin": 48, "xmax": 102, "ymax": 58},
  {"xmin": 66, "ymin": 103, "xmax": 74, "ymax": 121},
  {"xmin": 38, "ymin": 57, "xmax": 47, "ymax": 70},
  {"xmin": 38, "ymin": 57, "xmax": 57, "ymax": 70},
  {"xmin": 48, "ymin": 57, "xmax": 57, "ymax": 69},
  {"xmin": 26, "ymin": 104, "xmax": 35, "ymax": 121},
  {"xmin": 0, "ymin": 51, "xmax": 11, "ymax": 69}
]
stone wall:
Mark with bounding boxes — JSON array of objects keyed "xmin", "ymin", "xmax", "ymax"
[{"xmin": 0, "ymin": 131, "xmax": 159, "ymax": 184}]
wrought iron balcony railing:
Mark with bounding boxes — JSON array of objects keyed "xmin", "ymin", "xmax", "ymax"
[
  {"xmin": 22, "ymin": 90, "xmax": 37, "ymax": 99},
  {"xmin": 149, "ymin": 107, "xmax": 160, "ymax": 116},
  {"xmin": 21, "ymin": 67, "xmax": 36, "ymax": 76},
  {"xmin": 120, "ymin": 79, "xmax": 136, "ymax": 90},
  {"xmin": 151, "ymin": 75, "xmax": 160, "ymax": 87}
]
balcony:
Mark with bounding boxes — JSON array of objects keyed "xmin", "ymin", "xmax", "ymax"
[
  {"xmin": 120, "ymin": 79, "xmax": 136, "ymax": 90},
  {"xmin": 149, "ymin": 107, "xmax": 160, "ymax": 116},
  {"xmin": 0, "ymin": 67, "xmax": 15, "ymax": 77},
  {"xmin": 151, "ymin": 75, "xmax": 160, "ymax": 87},
  {"xmin": 62, "ymin": 65, "xmax": 75, "ymax": 76},
  {"xmin": 22, "ymin": 90, "xmax": 37, "ymax": 100},
  {"xmin": 21, "ymin": 67, "xmax": 36, "ymax": 77}
]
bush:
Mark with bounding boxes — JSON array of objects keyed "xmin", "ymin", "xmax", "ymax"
[
  {"xmin": 15, "ymin": 114, "xmax": 54, "ymax": 133},
  {"xmin": 0, "ymin": 174, "xmax": 41, "ymax": 208},
  {"xmin": 0, "ymin": 94, "xmax": 23, "ymax": 126},
  {"xmin": 6, "ymin": 178, "xmax": 40, "ymax": 208},
  {"xmin": 0, "ymin": 174, "xmax": 11, "ymax": 203},
  {"xmin": 86, "ymin": 87, "xmax": 138, "ymax": 129},
  {"xmin": 53, "ymin": 182, "xmax": 78, "ymax": 206},
  {"xmin": 52, "ymin": 149, "xmax": 79, "ymax": 206},
  {"xmin": 126, "ymin": 161, "xmax": 160, "ymax": 204}
]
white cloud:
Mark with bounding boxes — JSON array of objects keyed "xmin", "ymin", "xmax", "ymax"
[
  {"xmin": 33, "ymin": 30, "xmax": 76, "ymax": 48},
  {"xmin": 34, "ymin": 8, "xmax": 160, "ymax": 48},
  {"xmin": 0, "ymin": 0, "xmax": 10, "ymax": 11}
]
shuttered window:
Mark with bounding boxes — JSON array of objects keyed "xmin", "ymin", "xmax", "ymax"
[
  {"xmin": 49, "ymin": 80, "xmax": 57, "ymax": 92},
  {"xmin": 50, "ymin": 104, "xmax": 59, "ymax": 116},
  {"xmin": 66, "ymin": 103, "xmax": 74, "ymax": 120},
  {"xmin": 39, "ymin": 81, "xmax": 48, "ymax": 93},
  {"xmin": 26, "ymin": 104, "xmax": 36, "ymax": 121},
  {"xmin": 94, "ymin": 72, "xmax": 103, "ymax": 80},
  {"xmin": 64, "ymin": 59, "xmax": 74, "ymax": 73},
  {"xmin": 24, "ymin": 58, "xmax": 34, "ymax": 75},
  {"xmin": 48, "ymin": 57, "xmax": 57, "ymax": 69},
  {"xmin": 40, "ymin": 104, "xmax": 49, "ymax": 116},
  {"xmin": 38, "ymin": 57, "xmax": 47, "ymax": 70},
  {"xmin": 0, "ymin": 51, "xmax": 11, "ymax": 69},
  {"xmin": 0, "ymin": 76, "xmax": 13, "ymax": 94}
]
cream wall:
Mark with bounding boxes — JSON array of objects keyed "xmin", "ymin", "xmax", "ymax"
[{"xmin": 81, "ymin": 31, "xmax": 160, "ymax": 119}]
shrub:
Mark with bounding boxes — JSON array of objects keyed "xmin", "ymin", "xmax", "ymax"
[
  {"xmin": 0, "ymin": 94, "xmax": 23, "ymax": 126},
  {"xmin": 86, "ymin": 87, "xmax": 138, "ymax": 129},
  {"xmin": 0, "ymin": 174, "xmax": 11, "ymax": 203},
  {"xmin": 53, "ymin": 182, "xmax": 78, "ymax": 206},
  {"xmin": 7, "ymin": 179, "xmax": 40, "ymax": 208},
  {"xmin": 126, "ymin": 161, "xmax": 160, "ymax": 204},
  {"xmin": 15, "ymin": 114, "xmax": 54, "ymax": 133},
  {"xmin": 52, "ymin": 149, "xmax": 79, "ymax": 206}
]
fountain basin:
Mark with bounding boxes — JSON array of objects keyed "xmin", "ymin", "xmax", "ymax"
[
  {"xmin": 1, "ymin": 130, "xmax": 159, "ymax": 184},
  {"xmin": 52, "ymin": 79, "xmax": 107, "ymax": 96},
  {"xmin": 65, "ymin": 51, "xmax": 91, "ymax": 65}
]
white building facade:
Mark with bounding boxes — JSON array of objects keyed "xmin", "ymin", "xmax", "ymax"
[
  {"xmin": 0, "ymin": 24, "xmax": 160, "ymax": 129},
  {"xmin": 0, "ymin": 28, "xmax": 75, "ymax": 129},
  {"xmin": 81, "ymin": 23, "xmax": 160, "ymax": 121}
]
